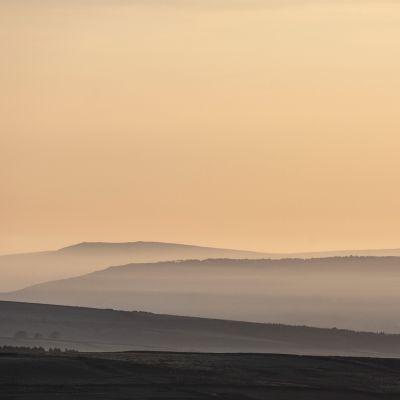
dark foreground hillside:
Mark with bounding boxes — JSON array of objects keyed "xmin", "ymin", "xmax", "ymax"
[
  {"xmin": 3, "ymin": 301, "xmax": 400, "ymax": 357},
  {"xmin": 1, "ymin": 350, "xmax": 400, "ymax": 399}
]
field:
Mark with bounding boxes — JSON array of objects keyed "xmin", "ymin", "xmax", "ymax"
[{"xmin": 1, "ymin": 350, "xmax": 400, "ymax": 399}]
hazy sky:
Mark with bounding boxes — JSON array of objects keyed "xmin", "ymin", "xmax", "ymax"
[{"xmin": 1, "ymin": 0, "xmax": 400, "ymax": 255}]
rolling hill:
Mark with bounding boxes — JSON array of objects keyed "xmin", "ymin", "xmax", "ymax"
[
  {"xmin": 3, "ymin": 241, "xmax": 400, "ymax": 292},
  {"xmin": 0, "ymin": 241, "xmax": 272, "ymax": 291},
  {"xmin": 2, "ymin": 300, "xmax": 400, "ymax": 357},
  {"xmin": 3, "ymin": 257, "xmax": 400, "ymax": 333}
]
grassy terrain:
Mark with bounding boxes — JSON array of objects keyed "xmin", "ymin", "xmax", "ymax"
[
  {"xmin": 1, "ymin": 350, "xmax": 400, "ymax": 399},
  {"xmin": 3, "ymin": 300, "xmax": 400, "ymax": 356}
]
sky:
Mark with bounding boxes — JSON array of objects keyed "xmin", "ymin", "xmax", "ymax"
[{"xmin": 1, "ymin": 0, "xmax": 400, "ymax": 255}]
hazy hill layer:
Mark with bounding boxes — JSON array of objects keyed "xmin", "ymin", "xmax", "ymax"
[
  {"xmin": 3, "ymin": 241, "xmax": 400, "ymax": 292},
  {"xmin": 3, "ymin": 301, "xmax": 400, "ymax": 357},
  {"xmin": 0, "ymin": 242, "xmax": 272, "ymax": 291},
  {"xmin": 3, "ymin": 257, "xmax": 400, "ymax": 333},
  {"xmin": 2, "ymin": 351, "xmax": 400, "ymax": 400}
]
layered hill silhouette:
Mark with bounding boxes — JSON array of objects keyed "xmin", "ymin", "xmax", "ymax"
[
  {"xmin": 0, "ymin": 241, "xmax": 273, "ymax": 291},
  {"xmin": 3, "ymin": 257, "xmax": 400, "ymax": 333},
  {"xmin": 3, "ymin": 241, "xmax": 400, "ymax": 292},
  {"xmin": 3, "ymin": 300, "xmax": 400, "ymax": 357}
]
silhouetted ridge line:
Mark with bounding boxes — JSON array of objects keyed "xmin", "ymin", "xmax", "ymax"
[{"xmin": 1, "ymin": 300, "xmax": 400, "ymax": 356}]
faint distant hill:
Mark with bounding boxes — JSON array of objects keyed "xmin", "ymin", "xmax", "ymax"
[
  {"xmin": 3, "ymin": 300, "xmax": 400, "ymax": 357},
  {"xmin": 0, "ymin": 241, "xmax": 273, "ymax": 291},
  {"xmin": 3, "ymin": 241, "xmax": 400, "ymax": 292},
  {"xmin": 285, "ymin": 248, "xmax": 400, "ymax": 258},
  {"xmin": 3, "ymin": 257, "xmax": 400, "ymax": 333}
]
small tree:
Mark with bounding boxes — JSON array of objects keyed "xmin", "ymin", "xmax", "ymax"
[{"xmin": 34, "ymin": 333, "xmax": 43, "ymax": 340}]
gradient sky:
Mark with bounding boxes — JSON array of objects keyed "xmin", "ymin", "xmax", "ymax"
[{"xmin": 1, "ymin": 0, "xmax": 400, "ymax": 255}]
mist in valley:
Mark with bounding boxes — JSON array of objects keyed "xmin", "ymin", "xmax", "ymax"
[{"xmin": 4, "ymin": 256, "xmax": 400, "ymax": 333}]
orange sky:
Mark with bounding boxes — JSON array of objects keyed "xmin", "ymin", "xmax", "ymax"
[{"xmin": 1, "ymin": 0, "xmax": 400, "ymax": 255}]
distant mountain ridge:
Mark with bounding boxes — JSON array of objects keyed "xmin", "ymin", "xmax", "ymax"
[
  {"xmin": 3, "ymin": 240, "xmax": 400, "ymax": 292},
  {"xmin": 3, "ymin": 256, "xmax": 400, "ymax": 333},
  {"xmin": 0, "ymin": 241, "xmax": 272, "ymax": 292},
  {"xmin": 57, "ymin": 241, "xmax": 276, "ymax": 258},
  {"xmin": 52, "ymin": 241, "xmax": 400, "ymax": 259},
  {"xmin": 7, "ymin": 240, "xmax": 400, "ymax": 259}
]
